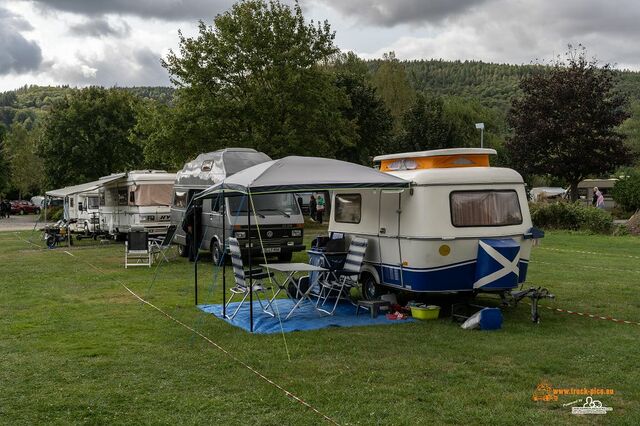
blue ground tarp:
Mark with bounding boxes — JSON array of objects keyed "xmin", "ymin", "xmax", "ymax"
[{"xmin": 198, "ymin": 299, "xmax": 415, "ymax": 334}]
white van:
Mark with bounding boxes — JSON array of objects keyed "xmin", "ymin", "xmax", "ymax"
[{"xmin": 171, "ymin": 148, "xmax": 306, "ymax": 262}]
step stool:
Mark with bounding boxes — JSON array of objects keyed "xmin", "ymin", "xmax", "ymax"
[{"xmin": 356, "ymin": 300, "xmax": 391, "ymax": 318}]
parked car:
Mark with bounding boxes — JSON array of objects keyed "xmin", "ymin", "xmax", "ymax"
[{"xmin": 10, "ymin": 200, "xmax": 41, "ymax": 215}]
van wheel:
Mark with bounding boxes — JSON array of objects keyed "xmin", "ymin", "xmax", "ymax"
[
  {"xmin": 177, "ymin": 244, "xmax": 190, "ymax": 258},
  {"xmin": 362, "ymin": 274, "xmax": 382, "ymax": 301},
  {"xmin": 211, "ymin": 241, "xmax": 223, "ymax": 265},
  {"xmin": 277, "ymin": 251, "xmax": 293, "ymax": 262}
]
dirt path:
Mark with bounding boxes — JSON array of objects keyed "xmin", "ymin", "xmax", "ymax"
[{"xmin": 0, "ymin": 215, "xmax": 43, "ymax": 232}]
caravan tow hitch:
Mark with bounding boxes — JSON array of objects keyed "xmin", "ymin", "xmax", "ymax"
[{"xmin": 502, "ymin": 287, "xmax": 555, "ymax": 323}]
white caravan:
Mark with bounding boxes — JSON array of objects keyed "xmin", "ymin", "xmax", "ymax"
[
  {"xmin": 99, "ymin": 170, "xmax": 175, "ymax": 237},
  {"xmin": 328, "ymin": 148, "xmax": 543, "ymax": 299}
]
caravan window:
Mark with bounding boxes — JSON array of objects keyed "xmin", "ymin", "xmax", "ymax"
[
  {"xmin": 174, "ymin": 191, "xmax": 187, "ymax": 208},
  {"xmin": 450, "ymin": 190, "xmax": 522, "ymax": 227},
  {"xmin": 129, "ymin": 184, "xmax": 173, "ymax": 206},
  {"xmin": 99, "ymin": 190, "xmax": 105, "ymax": 206},
  {"xmin": 117, "ymin": 188, "xmax": 128, "ymax": 206},
  {"xmin": 335, "ymin": 194, "xmax": 361, "ymax": 224}
]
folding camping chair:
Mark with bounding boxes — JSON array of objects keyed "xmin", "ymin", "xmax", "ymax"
[
  {"xmin": 125, "ymin": 229, "xmax": 152, "ymax": 268},
  {"xmin": 316, "ymin": 237, "xmax": 368, "ymax": 315},
  {"xmin": 150, "ymin": 225, "xmax": 177, "ymax": 263},
  {"xmin": 225, "ymin": 237, "xmax": 276, "ymax": 320}
]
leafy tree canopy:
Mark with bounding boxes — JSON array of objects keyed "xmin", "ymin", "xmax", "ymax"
[
  {"xmin": 39, "ymin": 87, "xmax": 143, "ymax": 189},
  {"xmin": 160, "ymin": 0, "xmax": 351, "ymax": 162},
  {"xmin": 506, "ymin": 46, "xmax": 632, "ymax": 199}
]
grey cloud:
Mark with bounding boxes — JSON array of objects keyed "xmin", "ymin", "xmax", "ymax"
[
  {"xmin": 51, "ymin": 47, "xmax": 170, "ymax": 87},
  {"xmin": 313, "ymin": 0, "xmax": 491, "ymax": 26},
  {"xmin": 30, "ymin": 0, "xmax": 237, "ymax": 21},
  {"xmin": 69, "ymin": 17, "xmax": 130, "ymax": 38},
  {"xmin": 0, "ymin": 7, "xmax": 43, "ymax": 75}
]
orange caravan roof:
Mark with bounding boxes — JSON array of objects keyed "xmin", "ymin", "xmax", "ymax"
[{"xmin": 374, "ymin": 148, "xmax": 497, "ymax": 172}]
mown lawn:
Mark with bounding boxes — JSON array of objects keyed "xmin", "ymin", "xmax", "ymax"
[{"xmin": 1, "ymin": 228, "xmax": 639, "ymax": 425}]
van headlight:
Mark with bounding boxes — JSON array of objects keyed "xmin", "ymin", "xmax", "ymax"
[
  {"xmin": 291, "ymin": 229, "xmax": 302, "ymax": 237},
  {"xmin": 234, "ymin": 231, "xmax": 246, "ymax": 239}
]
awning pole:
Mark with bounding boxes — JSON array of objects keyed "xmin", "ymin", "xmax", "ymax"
[
  {"xmin": 248, "ymin": 193, "xmax": 253, "ymax": 333},
  {"xmin": 222, "ymin": 191, "xmax": 226, "ymax": 318},
  {"xmin": 194, "ymin": 201, "xmax": 198, "ymax": 306},
  {"xmin": 44, "ymin": 195, "xmax": 48, "ymax": 226}
]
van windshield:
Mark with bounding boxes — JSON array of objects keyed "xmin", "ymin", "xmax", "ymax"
[{"xmin": 228, "ymin": 193, "xmax": 301, "ymax": 216}]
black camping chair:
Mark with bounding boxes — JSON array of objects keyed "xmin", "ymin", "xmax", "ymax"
[
  {"xmin": 125, "ymin": 229, "xmax": 151, "ymax": 268},
  {"xmin": 150, "ymin": 225, "xmax": 177, "ymax": 263},
  {"xmin": 316, "ymin": 237, "xmax": 368, "ymax": 315}
]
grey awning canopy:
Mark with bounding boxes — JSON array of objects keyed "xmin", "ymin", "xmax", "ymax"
[
  {"xmin": 45, "ymin": 174, "xmax": 124, "ymax": 198},
  {"xmin": 195, "ymin": 156, "xmax": 410, "ymax": 199}
]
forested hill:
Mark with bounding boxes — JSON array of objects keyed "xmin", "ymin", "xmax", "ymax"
[
  {"xmin": 368, "ymin": 59, "xmax": 640, "ymax": 111},
  {"xmin": 0, "ymin": 85, "xmax": 174, "ymax": 128},
  {"xmin": 3, "ymin": 60, "xmax": 640, "ymax": 128}
]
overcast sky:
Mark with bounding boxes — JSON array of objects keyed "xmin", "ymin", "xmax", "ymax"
[{"xmin": 1, "ymin": 0, "xmax": 640, "ymax": 91}]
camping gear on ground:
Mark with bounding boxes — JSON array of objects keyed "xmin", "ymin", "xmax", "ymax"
[
  {"xmin": 225, "ymin": 238, "xmax": 275, "ymax": 320},
  {"xmin": 261, "ymin": 262, "xmax": 328, "ymax": 320},
  {"xmin": 409, "ymin": 304, "xmax": 441, "ymax": 320},
  {"xmin": 316, "ymin": 237, "xmax": 369, "ymax": 315},
  {"xmin": 124, "ymin": 228, "xmax": 152, "ymax": 268},
  {"xmin": 43, "ymin": 220, "xmax": 74, "ymax": 248},
  {"xmin": 150, "ymin": 224, "xmax": 178, "ymax": 263},
  {"xmin": 460, "ymin": 308, "xmax": 503, "ymax": 330},
  {"xmin": 355, "ymin": 299, "xmax": 391, "ymax": 318},
  {"xmin": 199, "ymin": 299, "xmax": 417, "ymax": 334},
  {"xmin": 380, "ymin": 293, "xmax": 398, "ymax": 305}
]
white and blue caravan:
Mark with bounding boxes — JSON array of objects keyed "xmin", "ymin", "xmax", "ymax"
[{"xmin": 327, "ymin": 148, "xmax": 542, "ymax": 299}]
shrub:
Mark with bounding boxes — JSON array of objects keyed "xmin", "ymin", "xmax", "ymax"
[
  {"xmin": 612, "ymin": 170, "xmax": 640, "ymax": 212},
  {"xmin": 529, "ymin": 201, "xmax": 613, "ymax": 234}
]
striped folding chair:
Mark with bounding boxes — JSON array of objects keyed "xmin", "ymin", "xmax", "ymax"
[
  {"xmin": 316, "ymin": 237, "xmax": 368, "ymax": 315},
  {"xmin": 225, "ymin": 237, "xmax": 275, "ymax": 320}
]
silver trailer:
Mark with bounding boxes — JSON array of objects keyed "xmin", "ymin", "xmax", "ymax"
[{"xmin": 171, "ymin": 148, "xmax": 306, "ymax": 262}]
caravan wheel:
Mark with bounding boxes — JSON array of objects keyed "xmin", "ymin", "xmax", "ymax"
[
  {"xmin": 361, "ymin": 274, "xmax": 383, "ymax": 301},
  {"xmin": 177, "ymin": 244, "xmax": 189, "ymax": 258}
]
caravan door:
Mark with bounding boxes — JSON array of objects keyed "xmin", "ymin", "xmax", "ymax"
[{"xmin": 378, "ymin": 190, "xmax": 404, "ymax": 288}]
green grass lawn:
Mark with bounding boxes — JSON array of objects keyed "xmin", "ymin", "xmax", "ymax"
[{"xmin": 1, "ymin": 227, "xmax": 639, "ymax": 425}]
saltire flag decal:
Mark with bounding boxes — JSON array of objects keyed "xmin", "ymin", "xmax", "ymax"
[{"xmin": 474, "ymin": 239, "xmax": 520, "ymax": 289}]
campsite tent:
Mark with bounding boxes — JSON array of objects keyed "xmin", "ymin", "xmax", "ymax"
[{"xmin": 193, "ymin": 156, "xmax": 411, "ymax": 332}]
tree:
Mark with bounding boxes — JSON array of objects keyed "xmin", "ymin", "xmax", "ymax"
[
  {"xmin": 612, "ymin": 169, "xmax": 640, "ymax": 212},
  {"xmin": 506, "ymin": 46, "xmax": 631, "ymax": 200},
  {"xmin": 396, "ymin": 93, "xmax": 448, "ymax": 152},
  {"xmin": 5, "ymin": 123, "xmax": 44, "ymax": 199},
  {"xmin": 161, "ymin": 0, "xmax": 351, "ymax": 161},
  {"xmin": 0, "ymin": 125, "xmax": 9, "ymax": 196},
  {"xmin": 372, "ymin": 52, "xmax": 415, "ymax": 134},
  {"xmin": 39, "ymin": 87, "xmax": 143, "ymax": 189},
  {"xmin": 332, "ymin": 53, "xmax": 393, "ymax": 163}
]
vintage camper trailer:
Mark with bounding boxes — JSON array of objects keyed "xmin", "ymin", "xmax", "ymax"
[
  {"xmin": 99, "ymin": 170, "xmax": 175, "ymax": 237},
  {"xmin": 328, "ymin": 148, "xmax": 541, "ymax": 299},
  {"xmin": 171, "ymin": 148, "xmax": 306, "ymax": 262}
]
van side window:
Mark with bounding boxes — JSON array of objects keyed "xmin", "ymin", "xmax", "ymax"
[
  {"xmin": 129, "ymin": 191, "xmax": 135, "ymax": 204},
  {"xmin": 450, "ymin": 190, "xmax": 522, "ymax": 227},
  {"xmin": 174, "ymin": 191, "xmax": 187, "ymax": 208},
  {"xmin": 211, "ymin": 196, "xmax": 223, "ymax": 213},
  {"xmin": 335, "ymin": 194, "xmax": 361, "ymax": 224}
]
